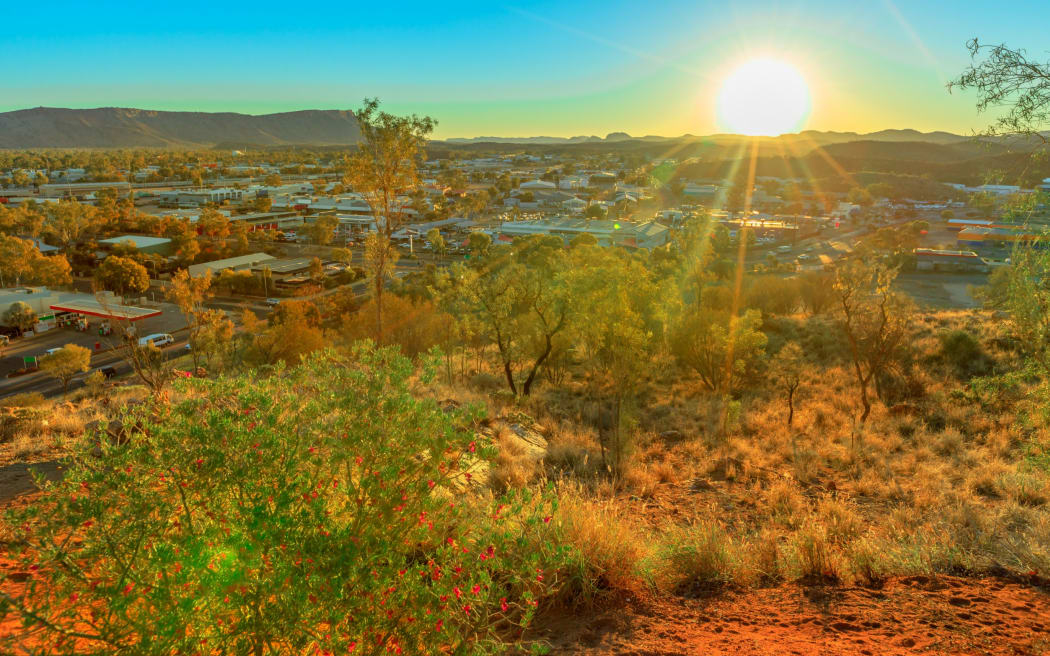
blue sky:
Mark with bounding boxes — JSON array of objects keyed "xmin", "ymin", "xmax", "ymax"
[{"xmin": 3, "ymin": 0, "xmax": 1049, "ymax": 138}]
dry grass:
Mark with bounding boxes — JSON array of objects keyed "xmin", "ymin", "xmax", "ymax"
[{"xmin": 509, "ymin": 309, "xmax": 1050, "ymax": 588}]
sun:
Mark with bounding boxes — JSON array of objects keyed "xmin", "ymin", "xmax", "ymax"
[{"xmin": 716, "ymin": 58, "xmax": 811, "ymax": 136}]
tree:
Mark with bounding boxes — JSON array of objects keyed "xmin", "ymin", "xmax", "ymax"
[
  {"xmin": 197, "ymin": 208, "xmax": 230, "ymax": 240},
  {"xmin": 3, "ymin": 346, "xmax": 565, "ymax": 655},
  {"xmin": 252, "ymin": 196, "xmax": 273, "ymax": 213},
  {"xmin": 771, "ymin": 342, "xmax": 805, "ymax": 427},
  {"xmin": 467, "ymin": 232, "xmax": 491, "ymax": 258},
  {"xmin": 569, "ymin": 233, "xmax": 597, "ymax": 249},
  {"xmin": 451, "ymin": 236, "xmax": 569, "ymax": 396},
  {"xmin": 167, "ymin": 268, "xmax": 214, "ymax": 369},
  {"xmin": 263, "ymin": 172, "xmax": 282, "ymax": 187},
  {"xmin": 949, "ymin": 39, "xmax": 1050, "ymax": 138},
  {"xmin": 39, "ymin": 343, "xmax": 91, "ymax": 397},
  {"xmin": 847, "ymin": 187, "xmax": 874, "ymax": 207},
  {"xmin": 427, "ymin": 228, "xmax": 447, "ymax": 258},
  {"xmin": 584, "ymin": 204, "xmax": 606, "ymax": 220},
  {"xmin": 797, "ymin": 271, "xmax": 837, "ymax": 316},
  {"xmin": 42, "ymin": 200, "xmax": 100, "ymax": 249},
  {"xmin": 833, "ymin": 259, "xmax": 914, "ymax": 423},
  {"xmin": 331, "ymin": 248, "xmax": 354, "ymax": 267},
  {"xmin": 193, "ymin": 309, "xmax": 235, "ymax": 372},
  {"xmin": 0, "ymin": 235, "xmax": 72, "ymax": 287},
  {"xmin": 96, "ymin": 256, "xmax": 149, "ymax": 298},
  {"xmin": 564, "ymin": 246, "xmax": 665, "ymax": 472},
  {"xmin": 309, "ymin": 256, "xmax": 326, "ymax": 286},
  {"xmin": 345, "ymin": 99, "xmax": 435, "ymax": 340},
  {"xmin": 670, "ymin": 309, "xmax": 767, "ymax": 393},
  {"xmin": 4, "ymin": 302, "xmax": 36, "ymax": 335},
  {"xmin": 312, "ymin": 215, "xmax": 339, "ymax": 246}
]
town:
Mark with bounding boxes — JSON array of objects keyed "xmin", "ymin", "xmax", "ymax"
[
  {"xmin": 2, "ymin": 143, "xmax": 1044, "ymax": 398},
  {"xmin": 3, "ymin": 3, "xmax": 1050, "ymax": 655}
]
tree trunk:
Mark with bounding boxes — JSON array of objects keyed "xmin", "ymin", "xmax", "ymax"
[
  {"xmin": 373, "ymin": 272, "xmax": 384, "ymax": 342},
  {"xmin": 501, "ymin": 358, "xmax": 517, "ymax": 396},
  {"xmin": 786, "ymin": 388, "xmax": 795, "ymax": 427},
  {"xmin": 858, "ymin": 379, "xmax": 872, "ymax": 424},
  {"xmin": 521, "ymin": 334, "xmax": 554, "ymax": 396}
]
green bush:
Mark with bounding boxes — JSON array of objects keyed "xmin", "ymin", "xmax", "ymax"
[
  {"xmin": 3, "ymin": 346, "xmax": 570, "ymax": 655},
  {"xmin": 938, "ymin": 329, "xmax": 992, "ymax": 378}
]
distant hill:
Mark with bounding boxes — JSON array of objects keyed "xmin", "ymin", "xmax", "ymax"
[
  {"xmin": 438, "ymin": 128, "xmax": 972, "ymax": 146},
  {"xmin": 0, "ymin": 107, "xmax": 361, "ymax": 148}
]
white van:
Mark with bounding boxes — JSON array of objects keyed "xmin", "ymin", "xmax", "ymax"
[{"xmin": 138, "ymin": 333, "xmax": 175, "ymax": 348}]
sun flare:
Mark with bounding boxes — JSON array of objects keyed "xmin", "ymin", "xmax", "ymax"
[{"xmin": 716, "ymin": 57, "xmax": 811, "ymax": 136}]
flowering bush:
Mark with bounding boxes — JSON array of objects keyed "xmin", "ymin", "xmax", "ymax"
[{"xmin": 2, "ymin": 345, "xmax": 570, "ymax": 655}]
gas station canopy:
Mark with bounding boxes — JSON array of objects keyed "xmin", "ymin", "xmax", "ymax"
[{"xmin": 49, "ymin": 300, "xmax": 161, "ymax": 321}]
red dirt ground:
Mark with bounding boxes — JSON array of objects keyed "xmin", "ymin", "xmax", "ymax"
[
  {"xmin": 2, "ymin": 466, "xmax": 1049, "ymax": 654},
  {"xmin": 535, "ymin": 577, "xmax": 1050, "ymax": 656}
]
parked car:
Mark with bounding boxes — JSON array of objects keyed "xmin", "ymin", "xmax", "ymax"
[
  {"xmin": 43, "ymin": 347, "xmax": 65, "ymax": 357},
  {"xmin": 265, "ymin": 298, "xmax": 282, "ymax": 306},
  {"xmin": 138, "ymin": 333, "xmax": 174, "ymax": 348}
]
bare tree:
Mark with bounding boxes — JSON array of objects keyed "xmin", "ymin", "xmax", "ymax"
[{"xmin": 833, "ymin": 259, "xmax": 913, "ymax": 423}]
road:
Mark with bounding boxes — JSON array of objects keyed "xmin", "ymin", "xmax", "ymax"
[{"xmin": 0, "ymin": 337, "xmax": 191, "ymax": 399}]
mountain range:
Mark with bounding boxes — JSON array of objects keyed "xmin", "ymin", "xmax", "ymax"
[
  {"xmin": 0, "ymin": 107, "xmax": 987, "ymax": 150},
  {"xmin": 0, "ymin": 107, "xmax": 361, "ymax": 149},
  {"xmin": 440, "ymin": 128, "xmax": 971, "ymax": 146}
]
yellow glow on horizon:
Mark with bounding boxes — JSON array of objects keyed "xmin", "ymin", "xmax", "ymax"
[{"xmin": 716, "ymin": 58, "xmax": 811, "ymax": 136}]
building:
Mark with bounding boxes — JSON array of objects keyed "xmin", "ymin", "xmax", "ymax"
[
  {"xmin": 39, "ymin": 181, "xmax": 131, "ymax": 199},
  {"xmin": 187, "ymin": 253, "xmax": 276, "ymax": 278},
  {"xmin": 496, "ymin": 218, "xmax": 670, "ymax": 250},
  {"xmin": 0, "ymin": 287, "xmax": 160, "ymax": 333},
  {"xmin": 914, "ymin": 248, "xmax": 989, "ymax": 272},
  {"xmin": 158, "ymin": 188, "xmax": 243, "ymax": 207},
  {"xmin": 98, "ymin": 235, "xmax": 173, "ymax": 256},
  {"xmin": 229, "ymin": 211, "xmax": 302, "ymax": 232},
  {"xmin": 956, "ymin": 225, "xmax": 1046, "ymax": 249},
  {"xmin": 519, "ymin": 179, "xmax": 557, "ymax": 191}
]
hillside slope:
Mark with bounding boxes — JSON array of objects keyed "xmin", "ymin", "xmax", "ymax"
[{"xmin": 0, "ymin": 107, "xmax": 361, "ymax": 148}]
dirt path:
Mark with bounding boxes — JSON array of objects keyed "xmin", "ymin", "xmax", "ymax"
[{"xmin": 536, "ymin": 577, "xmax": 1050, "ymax": 655}]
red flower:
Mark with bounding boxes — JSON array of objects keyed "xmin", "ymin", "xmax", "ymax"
[
  {"xmin": 453, "ymin": 586, "xmax": 462, "ymax": 599},
  {"xmin": 471, "ymin": 584, "xmax": 480, "ymax": 595},
  {"xmin": 543, "ymin": 516, "xmax": 552, "ymax": 524},
  {"xmin": 122, "ymin": 583, "xmax": 134, "ymax": 596},
  {"xmin": 500, "ymin": 597, "xmax": 508, "ymax": 612},
  {"xmin": 463, "ymin": 604, "xmax": 471, "ymax": 615}
]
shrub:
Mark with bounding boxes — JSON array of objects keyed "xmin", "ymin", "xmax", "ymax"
[
  {"xmin": 551, "ymin": 491, "xmax": 647, "ymax": 605},
  {"xmin": 654, "ymin": 521, "xmax": 745, "ymax": 590},
  {"xmin": 0, "ymin": 392, "xmax": 47, "ymax": 408},
  {"xmin": 785, "ymin": 521, "xmax": 840, "ymax": 582},
  {"xmin": 3, "ymin": 346, "xmax": 570, "ymax": 655},
  {"xmin": 938, "ymin": 329, "xmax": 992, "ymax": 378}
]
